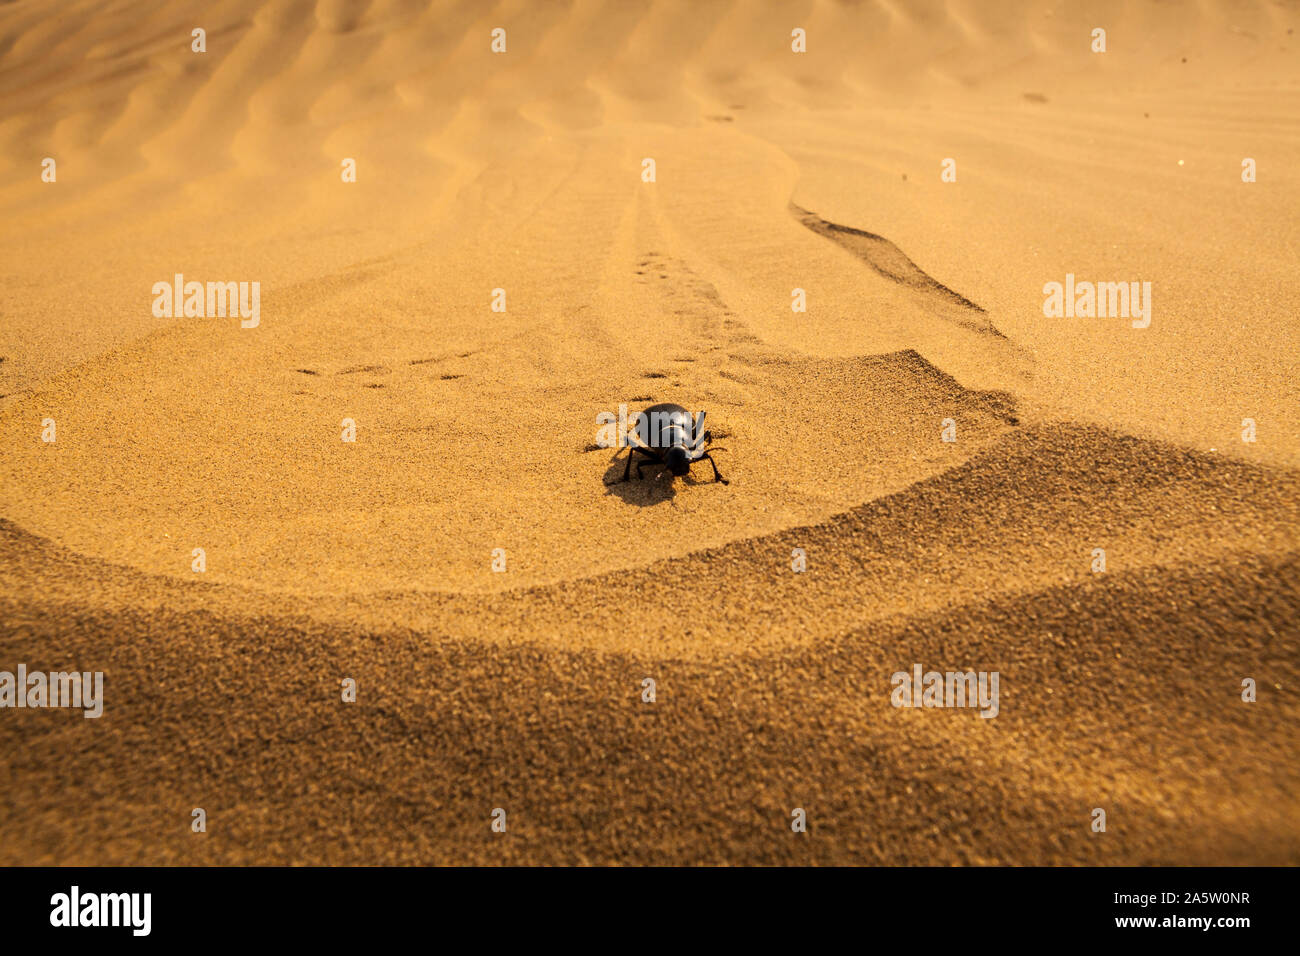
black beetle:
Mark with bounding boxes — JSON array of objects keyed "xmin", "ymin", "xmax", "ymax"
[{"xmin": 606, "ymin": 402, "xmax": 729, "ymax": 485}]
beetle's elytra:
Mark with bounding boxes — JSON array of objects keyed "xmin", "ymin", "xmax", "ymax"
[{"xmin": 606, "ymin": 402, "xmax": 729, "ymax": 486}]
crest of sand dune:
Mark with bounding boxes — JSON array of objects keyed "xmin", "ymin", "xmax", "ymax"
[{"xmin": 0, "ymin": 0, "xmax": 1297, "ymax": 864}]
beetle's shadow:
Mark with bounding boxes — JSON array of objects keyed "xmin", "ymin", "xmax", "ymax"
[{"xmin": 603, "ymin": 454, "xmax": 712, "ymax": 505}]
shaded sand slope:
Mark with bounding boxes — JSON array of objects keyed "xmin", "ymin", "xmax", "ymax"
[{"xmin": 2, "ymin": 423, "xmax": 1296, "ymax": 864}]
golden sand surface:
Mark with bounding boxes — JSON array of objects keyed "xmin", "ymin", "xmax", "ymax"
[{"xmin": 0, "ymin": 0, "xmax": 1297, "ymax": 864}]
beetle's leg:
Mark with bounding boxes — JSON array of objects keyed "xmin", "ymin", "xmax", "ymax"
[
  {"xmin": 604, "ymin": 444, "xmax": 635, "ymax": 484},
  {"xmin": 608, "ymin": 446, "xmax": 662, "ymax": 484},
  {"xmin": 635, "ymin": 455, "xmax": 664, "ymax": 480},
  {"xmin": 690, "ymin": 442, "xmax": 725, "ymax": 461},
  {"xmin": 698, "ymin": 453, "xmax": 729, "ymax": 485}
]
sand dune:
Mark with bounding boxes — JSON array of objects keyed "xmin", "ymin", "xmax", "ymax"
[{"xmin": 1, "ymin": 0, "xmax": 1297, "ymax": 864}]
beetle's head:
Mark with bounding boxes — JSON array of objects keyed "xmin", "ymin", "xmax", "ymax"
[{"xmin": 664, "ymin": 446, "xmax": 690, "ymax": 477}]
